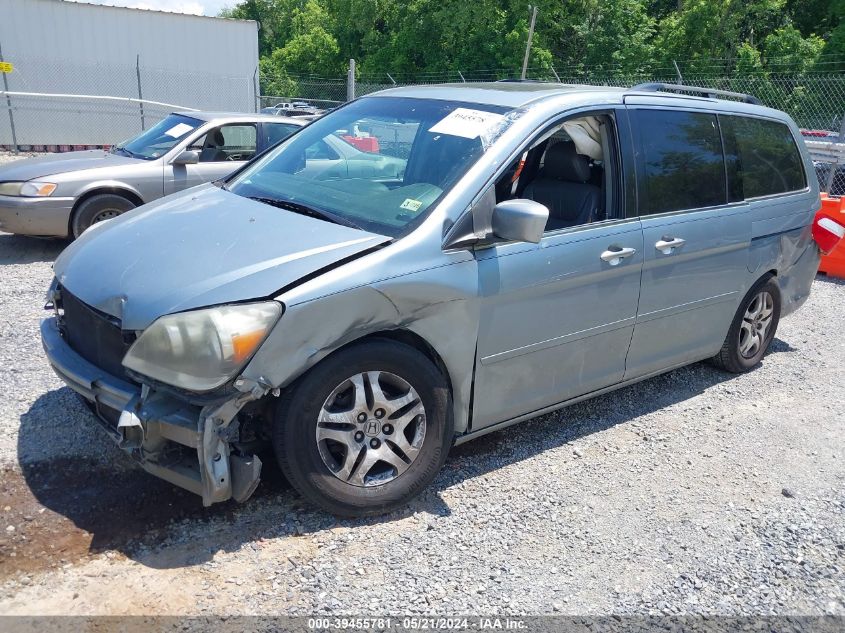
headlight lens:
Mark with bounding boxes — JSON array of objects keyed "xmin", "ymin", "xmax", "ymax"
[
  {"xmin": 0, "ymin": 181, "xmax": 57, "ymax": 197},
  {"xmin": 122, "ymin": 302, "xmax": 282, "ymax": 392}
]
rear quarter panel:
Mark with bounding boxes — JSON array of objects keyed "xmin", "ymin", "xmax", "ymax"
[{"xmin": 744, "ymin": 115, "xmax": 820, "ymax": 317}]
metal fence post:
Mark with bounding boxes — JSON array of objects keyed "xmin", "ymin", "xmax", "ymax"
[
  {"xmin": 253, "ymin": 66, "xmax": 259, "ymax": 112},
  {"xmin": 136, "ymin": 54, "xmax": 145, "ymax": 131},
  {"xmin": 347, "ymin": 59, "xmax": 356, "ymax": 101},
  {"xmin": 0, "ymin": 41, "xmax": 18, "ymax": 154},
  {"xmin": 825, "ymin": 113, "xmax": 845, "ymax": 193}
]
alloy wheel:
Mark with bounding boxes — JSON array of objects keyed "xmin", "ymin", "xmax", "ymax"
[
  {"xmin": 739, "ymin": 290, "xmax": 774, "ymax": 359},
  {"xmin": 316, "ymin": 371, "xmax": 426, "ymax": 487}
]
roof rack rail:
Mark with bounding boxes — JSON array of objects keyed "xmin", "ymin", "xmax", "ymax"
[{"xmin": 630, "ymin": 82, "xmax": 762, "ymax": 106}]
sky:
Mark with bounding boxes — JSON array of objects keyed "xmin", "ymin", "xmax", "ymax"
[{"xmin": 68, "ymin": 0, "xmax": 234, "ymax": 17}]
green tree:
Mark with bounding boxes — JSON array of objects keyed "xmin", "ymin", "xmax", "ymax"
[
  {"xmin": 221, "ymin": 0, "xmax": 304, "ymax": 57},
  {"xmin": 822, "ymin": 0, "xmax": 845, "ymax": 68},
  {"xmin": 763, "ymin": 25, "xmax": 825, "ymax": 72},
  {"xmin": 272, "ymin": 0, "xmax": 342, "ymax": 76},
  {"xmin": 221, "ymin": 0, "xmax": 844, "ymax": 82}
]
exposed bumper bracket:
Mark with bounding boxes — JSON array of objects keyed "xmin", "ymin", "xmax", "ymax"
[{"xmin": 41, "ymin": 316, "xmax": 264, "ymax": 506}]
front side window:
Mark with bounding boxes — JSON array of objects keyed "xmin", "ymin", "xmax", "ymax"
[
  {"xmin": 227, "ymin": 97, "xmax": 513, "ymax": 238},
  {"xmin": 113, "ymin": 113, "xmax": 202, "ymax": 160},
  {"xmin": 494, "ymin": 113, "xmax": 618, "ymax": 231},
  {"xmin": 632, "ymin": 110, "xmax": 726, "ymax": 215},
  {"xmin": 721, "ymin": 115, "xmax": 806, "ymax": 199},
  {"xmin": 190, "ymin": 124, "xmax": 257, "ymax": 163}
]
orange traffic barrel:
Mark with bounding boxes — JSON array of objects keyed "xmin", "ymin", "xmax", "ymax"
[{"xmin": 817, "ymin": 194, "xmax": 845, "ymax": 278}]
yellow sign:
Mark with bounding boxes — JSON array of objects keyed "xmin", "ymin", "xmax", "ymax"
[{"xmin": 0, "ymin": 62, "xmax": 12, "ymax": 73}]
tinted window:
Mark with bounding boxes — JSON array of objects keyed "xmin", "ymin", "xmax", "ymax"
[
  {"xmin": 633, "ymin": 110, "xmax": 726, "ymax": 215},
  {"xmin": 722, "ymin": 117, "xmax": 743, "ymax": 203},
  {"xmin": 263, "ymin": 122, "xmax": 301, "ymax": 148},
  {"xmin": 721, "ymin": 116, "xmax": 806, "ymax": 199}
]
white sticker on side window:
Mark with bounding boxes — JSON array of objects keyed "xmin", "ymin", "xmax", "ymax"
[
  {"xmin": 400, "ymin": 198, "xmax": 423, "ymax": 212},
  {"xmin": 428, "ymin": 108, "xmax": 504, "ymax": 139},
  {"xmin": 164, "ymin": 123, "xmax": 194, "ymax": 138}
]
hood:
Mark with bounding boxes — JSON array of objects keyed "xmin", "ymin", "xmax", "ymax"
[
  {"xmin": 0, "ymin": 150, "xmax": 142, "ymax": 181},
  {"xmin": 54, "ymin": 185, "xmax": 390, "ymax": 329}
]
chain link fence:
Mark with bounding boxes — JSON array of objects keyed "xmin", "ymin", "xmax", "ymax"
[
  {"xmin": 0, "ymin": 56, "xmax": 257, "ymax": 149},
  {"xmin": 261, "ymin": 67, "xmax": 845, "ymax": 195},
  {"xmin": 805, "ymin": 136, "xmax": 845, "ymax": 196},
  {"xmin": 265, "ymin": 69, "xmax": 845, "ymax": 133},
  {"xmin": 5, "ymin": 58, "xmax": 845, "ymax": 195}
]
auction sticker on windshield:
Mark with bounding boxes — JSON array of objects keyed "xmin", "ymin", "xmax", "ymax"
[
  {"xmin": 429, "ymin": 108, "xmax": 504, "ymax": 139},
  {"xmin": 165, "ymin": 123, "xmax": 194, "ymax": 138}
]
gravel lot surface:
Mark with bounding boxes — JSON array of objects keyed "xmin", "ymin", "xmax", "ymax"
[{"xmin": 0, "ymin": 150, "xmax": 843, "ymax": 617}]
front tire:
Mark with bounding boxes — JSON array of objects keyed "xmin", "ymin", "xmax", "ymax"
[
  {"xmin": 712, "ymin": 276, "xmax": 781, "ymax": 373},
  {"xmin": 273, "ymin": 339, "xmax": 452, "ymax": 517},
  {"xmin": 71, "ymin": 193, "xmax": 136, "ymax": 238}
]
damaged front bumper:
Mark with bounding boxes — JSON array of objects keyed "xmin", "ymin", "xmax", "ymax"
[{"xmin": 40, "ymin": 316, "xmax": 263, "ymax": 506}]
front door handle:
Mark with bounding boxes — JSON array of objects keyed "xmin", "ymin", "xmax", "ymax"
[
  {"xmin": 655, "ymin": 236, "xmax": 686, "ymax": 255},
  {"xmin": 600, "ymin": 246, "xmax": 637, "ymax": 265}
]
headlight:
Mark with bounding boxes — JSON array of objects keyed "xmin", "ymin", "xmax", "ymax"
[
  {"xmin": 0, "ymin": 181, "xmax": 58, "ymax": 197},
  {"xmin": 122, "ymin": 302, "xmax": 282, "ymax": 391}
]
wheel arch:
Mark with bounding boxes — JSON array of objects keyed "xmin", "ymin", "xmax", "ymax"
[
  {"xmin": 350, "ymin": 329, "xmax": 455, "ymax": 398},
  {"xmin": 69, "ymin": 185, "xmax": 144, "ymax": 233},
  {"xmin": 285, "ymin": 327, "xmax": 455, "ymax": 404}
]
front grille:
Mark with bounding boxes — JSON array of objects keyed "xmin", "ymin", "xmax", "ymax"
[{"xmin": 60, "ymin": 288, "xmax": 136, "ymax": 382}]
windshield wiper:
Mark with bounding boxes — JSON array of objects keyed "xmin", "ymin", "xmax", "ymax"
[
  {"xmin": 246, "ymin": 196, "xmax": 362, "ymax": 230},
  {"xmin": 112, "ymin": 146, "xmax": 142, "ymax": 159}
]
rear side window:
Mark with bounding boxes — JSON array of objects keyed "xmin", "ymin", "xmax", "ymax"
[
  {"xmin": 632, "ymin": 110, "xmax": 726, "ymax": 215},
  {"xmin": 720, "ymin": 116, "xmax": 806, "ymax": 199},
  {"xmin": 262, "ymin": 122, "xmax": 301, "ymax": 148}
]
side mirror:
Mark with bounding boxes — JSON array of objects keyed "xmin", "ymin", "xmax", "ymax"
[
  {"xmin": 491, "ymin": 199, "xmax": 548, "ymax": 244},
  {"xmin": 172, "ymin": 150, "xmax": 199, "ymax": 165}
]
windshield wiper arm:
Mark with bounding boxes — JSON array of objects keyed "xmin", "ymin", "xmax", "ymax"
[
  {"xmin": 246, "ymin": 196, "xmax": 362, "ymax": 230},
  {"xmin": 112, "ymin": 145, "xmax": 142, "ymax": 159}
]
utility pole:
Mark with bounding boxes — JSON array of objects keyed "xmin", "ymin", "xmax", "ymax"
[
  {"xmin": 521, "ymin": 5, "xmax": 538, "ymax": 80},
  {"xmin": 347, "ymin": 58, "xmax": 356, "ymax": 101}
]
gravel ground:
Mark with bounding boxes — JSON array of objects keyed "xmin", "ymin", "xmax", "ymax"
[{"xmin": 0, "ymin": 150, "xmax": 843, "ymax": 617}]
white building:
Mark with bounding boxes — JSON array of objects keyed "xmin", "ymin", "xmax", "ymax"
[{"xmin": 0, "ymin": 0, "xmax": 259, "ymax": 147}]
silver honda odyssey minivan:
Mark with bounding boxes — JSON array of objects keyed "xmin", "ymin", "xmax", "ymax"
[{"xmin": 42, "ymin": 82, "xmax": 823, "ymax": 516}]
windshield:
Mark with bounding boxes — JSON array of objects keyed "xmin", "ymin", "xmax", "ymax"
[
  {"xmin": 113, "ymin": 113, "xmax": 203, "ymax": 160},
  {"xmin": 227, "ymin": 97, "xmax": 513, "ymax": 237}
]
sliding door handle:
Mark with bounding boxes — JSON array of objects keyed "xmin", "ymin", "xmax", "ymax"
[
  {"xmin": 600, "ymin": 246, "xmax": 637, "ymax": 265},
  {"xmin": 655, "ymin": 237, "xmax": 686, "ymax": 255}
]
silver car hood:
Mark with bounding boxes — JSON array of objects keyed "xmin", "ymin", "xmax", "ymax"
[
  {"xmin": 54, "ymin": 185, "xmax": 390, "ymax": 330},
  {"xmin": 0, "ymin": 150, "xmax": 142, "ymax": 181}
]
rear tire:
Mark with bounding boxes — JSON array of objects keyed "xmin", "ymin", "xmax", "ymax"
[
  {"xmin": 712, "ymin": 276, "xmax": 781, "ymax": 373},
  {"xmin": 71, "ymin": 193, "xmax": 136, "ymax": 238},
  {"xmin": 273, "ymin": 339, "xmax": 452, "ymax": 517}
]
